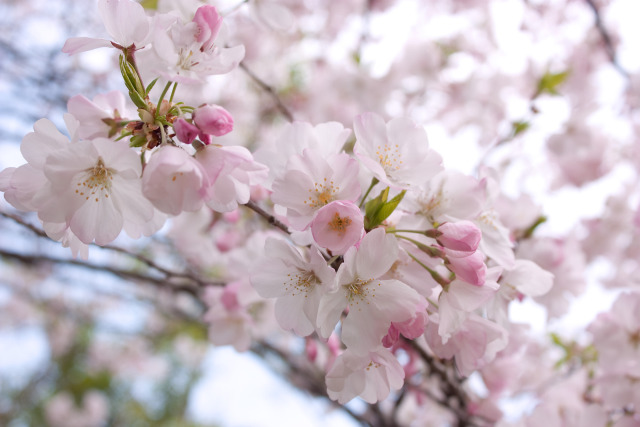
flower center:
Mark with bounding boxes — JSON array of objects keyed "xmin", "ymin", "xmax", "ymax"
[
  {"xmin": 346, "ymin": 277, "xmax": 375, "ymax": 305},
  {"xmin": 75, "ymin": 157, "xmax": 113, "ymax": 202},
  {"xmin": 329, "ymin": 213, "xmax": 352, "ymax": 235},
  {"xmin": 305, "ymin": 179, "xmax": 339, "ymax": 209},
  {"xmin": 376, "ymin": 144, "xmax": 402, "ymax": 173},
  {"xmin": 178, "ymin": 49, "xmax": 199, "ymax": 70},
  {"xmin": 365, "ymin": 360, "xmax": 381, "ymax": 371},
  {"xmin": 284, "ymin": 270, "xmax": 318, "ymax": 297}
]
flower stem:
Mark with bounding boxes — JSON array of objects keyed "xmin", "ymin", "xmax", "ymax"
[
  {"xmin": 406, "ymin": 251, "xmax": 450, "ymax": 287},
  {"xmin": 359, "ymin": 177, "xmax": 379, "ymax": 208}
]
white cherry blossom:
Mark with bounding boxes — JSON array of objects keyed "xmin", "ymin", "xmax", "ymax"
[
  {"xmin": 353, "ymin": 112, "xmax": 442, "ymax": 189},
  {"xmin": 251, "ymin": 237, "xmax": 335, "ymax": 336},
  {"xmin": 317, "ymin": 228, "xmax": 423, "ymax": 355}
]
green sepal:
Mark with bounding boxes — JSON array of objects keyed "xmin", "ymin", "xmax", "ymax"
[
  {"xmin": 129, "ymin": 90, "xmax": 148, "ymax": 109},
  {"xmin": 119, "ymin": 56, "xmax": 137, "ymax": 93},
  {"xmin": 129, "ymin": 134, "xmax": 147, "ymax": 148},
  {"xmin": 145, "ymin": 77, "xmax": 159, "ymax": 96},
  {"xmin": 119, "ymin": 55, "xmax": 146, "ymax": 106},
  {"xmin": 156, "ymin": 116, "xmax": 172, "ymax": 126},
  {"xmin": 364, "ymin": 187, "xmax": 406, "ymax": 230}
]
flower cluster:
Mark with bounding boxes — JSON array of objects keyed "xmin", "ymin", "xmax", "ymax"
[
  {"xmin": 3, "ymin": 0, "xmax": 640, "ymax": 425},
  {"xmin": 1, "ymin": 0, "xmax": 266, "ymax": 256},
  {"xmin": 0, "ymin": 0, "xmax": 551, "ymax": 405}
]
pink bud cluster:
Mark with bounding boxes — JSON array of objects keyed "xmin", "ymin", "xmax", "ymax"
[{"xmin": 174, "ymin": 105, "xmax": 234, "ymax": 145}]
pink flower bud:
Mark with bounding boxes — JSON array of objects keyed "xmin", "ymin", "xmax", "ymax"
[
  {"xmin": 436, "ymin": 220, "xmax": 481, "ymax": 254},
  {"xmin": 173, "ymin": 118, "xmax": 200, "ymax": 144},
  {"xmin": 310, "ymin": 200, "xmax": 364, "ymax": 255},
  {"xmin": 193, "ymin": 105, "xmax": 234, "ymax": 137},
  {"xmin": 447, "ymin": 251, "xmax": 487, "ymax": 286}
]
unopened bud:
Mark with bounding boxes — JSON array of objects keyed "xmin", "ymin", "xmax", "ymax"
[
  {"xmin": 193, "ymin": 104, "xmax": 234, "ymax": 137},
  {"xmin": 174, "ymin": 118, "xmax": 199, "ymax": 144},
  {"xmin": 446, "ymin": 251, "xmax": 486, "ymax": 286},
  {"xmin": 435, "ymin": 221, "xmax": 481, "ymax": 254}
]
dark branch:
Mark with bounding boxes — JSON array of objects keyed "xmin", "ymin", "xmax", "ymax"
[
  {"xmin": 239, "ymin": 61, "xmax": 295, "ymax": 122},
  {"xmin": 0, "ymin": 248, "xmax": 202, "ymax": 299},
  {"xmin": 406, "ymin": 339, "xmax": 487, "ymax": 427},
  {"xmin": 0, "ymin": 211, "xmax": 222, "ymax": 289},
  {"xmin": 584, "ymin": 0, "xmax": 629, "ymax": 78},
  {"xmin": 244, "ymin": 200, "xmax": 291, "ymax": 234}
]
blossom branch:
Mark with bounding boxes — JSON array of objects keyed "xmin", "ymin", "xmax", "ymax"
[
  {"xmin": 239, "ymin": 61, "xmax": 295, "ymax": 122},
  {"xmin": 0, "ymin": 211, "xmax": 221, "ymax": 289},
  {"xmin": 583, "ymin": 0, "xmax": 629, "ymax": 78},
  {"xmin": 406, "ymin": 339, "xmax": 483, "ymax": 426},
  {"xmin": 0, "ymin": 247, "xmax": 203, "ymax": 300},
  {"xmin": 244, "ymin": 200, "xmax": 291, "ymax": 234}
]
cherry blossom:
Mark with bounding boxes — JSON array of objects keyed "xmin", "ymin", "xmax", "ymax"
[
  {"xmin": 434, "ymin": 220, "xmax": 482, "ymax": 254},
  {"xmin": 62, "ymin": 0, "xmax": 151, "ymax": 54},
  {"xmin": 317, "ymin": 228, "xmax": 424, "ymax": 355},
  {"xmin": 67, "ymin": 91, "xmax": 134, "ymax": 140},
  {"xmin": 144, "ymin": 5, "xmax": 244, "ymax": 83},
  {"xmin": 141, "ymin": 145, "xmax": 208, "ymax": 215},
  {"xmin": 192, "ymin": 104, "xmax": 234, "ymax": 137},
  {"xmin": 5, "ymin": 0, "xmax": 640, "ymax": 423},
  {"xmin": 251, "ymin": 237, "xmax": 335, "ymax": 336},
  {"xmin": 255, "ymin": 121, "xmax": 352, "ymax": 186},
  {"xmin": 195, "ymin": 144, "xmax": 268, "ymax": 213},
  {"xmin": 326, "ymin": 347, "xmax": 405, "ymax": 404},
  {"xmin": 38, "ymin": 138, "xmax": 156, "ymax": 245},
  {"xmin": 310, "ymin": 200, "xmax": 364, "ymax": 255},
  {"xmin": 353, "ymin": 112, "xmax": 443, "ymax": 189},
  {"xmin": 271, "ymin": 149, "xmax": 361, "ymax": 230}
]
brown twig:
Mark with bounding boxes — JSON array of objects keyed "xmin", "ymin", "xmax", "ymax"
[
  {"xmin": 244, "ymin": 200, "xmax": 291, "ymax": 234},
  {"xmin": 584, "ymin": 0, "xmax": 629, "ymax": 79},
  {"xmin": 0, "ymin": 211, "xmax": 221, "ymax": 289},
  {"xmin": 0, "ymin": 248, "xmax": 202, "ymax": 299},
  {"xmin": 406, "ymin": 339, "xmax": 486, "ymax": 427},
  {"xmin": 239, "ymin": 62, "xmax": 295, "ymax": 122}
]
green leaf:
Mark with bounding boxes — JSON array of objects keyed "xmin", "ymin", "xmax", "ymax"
[
  {"xmin": 365, "ymin": 186, "xmax": 388, "ymax": 215},
  {"xmin": 537, "ymin": 70, "xmax": 570, "ymax": 96},
  {"xmin": 550, "ymin": 332, "xmax": 564, "ymax": 348},
  {"xmin": 376, "ymin": 190, "xmax": 406, "ymax": 223},
  {"xmin": 512, "ymin": 121, "xmax": 530, "ymax": 137},
  {"xmin": 364, "ymin": 187, "xmax": 388, "ymax": 230},
  {"xmin": 364, "ymin": 188, "xmax": 406, "ymax": 230},
  {"xmin": 140, "ymin": 0, "xmax": 158, "ymax": 10}
]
